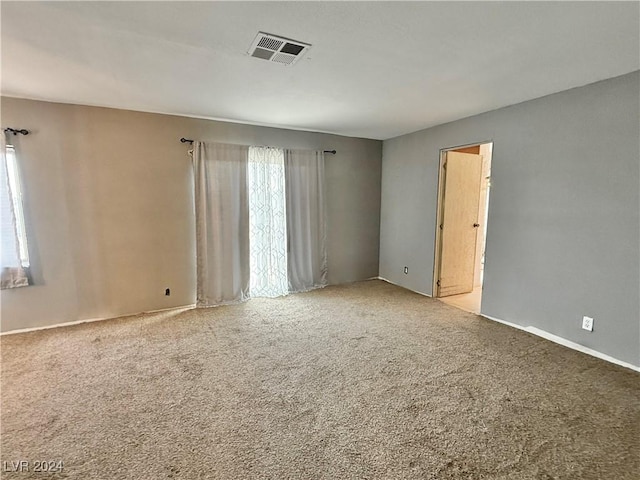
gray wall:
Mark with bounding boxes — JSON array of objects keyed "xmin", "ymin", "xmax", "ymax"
[
  {"xmin": 0, "ymin": 97, "xmax": 382, "ymax": 332},
  {"xmin": 380, "ymin": 72, "xmax": 640, "ymax": 367}
]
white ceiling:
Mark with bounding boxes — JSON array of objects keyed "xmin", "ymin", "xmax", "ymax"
[{"xmin": 1, "ymin": 1, "xmax": 638, "ymax": 140}]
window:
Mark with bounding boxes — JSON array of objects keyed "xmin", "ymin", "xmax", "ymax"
[
  {"xmin": 1, "ymin": 142, "xmax": 30, "ymax": 288},
  {"xmin": 192, "ymin": 141, "xmax": 326, "ymax": 306},
  {"xmin": 248, "ymin": 146, "xmax": 288, "ymax": 297}
]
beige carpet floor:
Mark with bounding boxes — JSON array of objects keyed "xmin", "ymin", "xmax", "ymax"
[{"xmin": 1, "ymin": 280, "xmax": 638, "ymax": 480}]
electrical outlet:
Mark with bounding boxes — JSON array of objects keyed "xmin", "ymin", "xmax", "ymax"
[
  {"xmin": 165, "ymin": 288, "xmax": 171, "ymax": 296},
  {"xmin": 404, "ymin": 266, "xmax": 408, "ymax": 274},
  {"xmin": 582, "ymin": 316, "xmax": 593, "ymax": 332}
]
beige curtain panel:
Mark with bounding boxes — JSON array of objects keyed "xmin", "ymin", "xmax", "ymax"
[
  {"xmin": 192, "ymin": 141, "xmax": 250, "ymax": 306},
  {"xmin": 285, "ymin": 149, "xmax": 327, "ymax": 292}
]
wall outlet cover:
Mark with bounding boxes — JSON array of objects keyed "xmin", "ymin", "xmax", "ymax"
[{"xmin": 582, "ymin": 316, "xmax": 594, "ymax": 332}]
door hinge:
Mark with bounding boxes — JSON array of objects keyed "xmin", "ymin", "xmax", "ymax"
[
  {"xmin": 437, "ymin": 279, "xmax": 441, "ymax": 287},
  {"xmin": 443, "ymin": 162, "xmax": 447, "ymax": 170},
  {"xmin": 439, "ymin": 224, "xmax": 443, "ymax": 230}
]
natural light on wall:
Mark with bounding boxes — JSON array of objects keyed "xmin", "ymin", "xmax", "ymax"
[{"xmin": 1, "ymin": 141, "xmax": 30, "ymax": 289}]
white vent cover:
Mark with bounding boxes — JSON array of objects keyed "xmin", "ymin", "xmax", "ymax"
[{"xmin": 248, "ymin": 32, "xmax": 311, "ymax": 66}]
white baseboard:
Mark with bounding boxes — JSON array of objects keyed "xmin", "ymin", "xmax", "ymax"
[
  {"xmin": 372, "ymin": 277, "xmax": 638, "ymax": 373},
  {"xmin": 0, "ymin": 304, "xmax": 195, "ymax": 336},
  {"xmin": 4, "ymin": 283, "xmax": 637, "ymax": 374},
  {"xmin": 374, "ymin": 276, "xmax": 433, "ymax": 297},
  {"xmin": 481, "ymin": 314, "xmax": 640, "ymax": 373}
]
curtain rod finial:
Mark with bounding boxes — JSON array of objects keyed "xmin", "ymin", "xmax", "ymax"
[{"xmin": 4, "ymin": 128, "xmax": 29, "ymax": 136}]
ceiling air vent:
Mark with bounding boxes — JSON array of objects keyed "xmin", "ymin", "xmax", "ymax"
[{"xmin": 248, "ymin": 32, "xmax": 311, "ymax": 66}]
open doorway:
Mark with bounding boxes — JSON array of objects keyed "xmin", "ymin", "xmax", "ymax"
[{"xmin": 433, "ymin": 142, "xmax": 492, "ymax": 314}]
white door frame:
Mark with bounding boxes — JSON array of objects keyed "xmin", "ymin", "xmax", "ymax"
[{"xmin": 432, "ymin": 141, "xmax": 493, "ymax": 297}]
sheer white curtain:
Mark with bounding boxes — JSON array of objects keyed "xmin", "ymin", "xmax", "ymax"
[
  {"xmin": 248, "ymin": 147, "xmax": 288, "ymax": 297},
  {"xmin": 284, "ymin": 149, "xmax": 327, "ymax": 292},
  {"xmin": 192, "ymin": 142, "xmax": 250, "ymax": 306},
  {"xmin": 1, "ymin": 136, "xmax": 30, "ymax": 289}
]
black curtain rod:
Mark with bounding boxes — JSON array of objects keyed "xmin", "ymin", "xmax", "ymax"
[
  {"xmin": 180, "ymin": 138, "xmax": 336, "ymax": 154},
  {"xmin": 4, "ymin": 128, "xmax": 29, "ymax": 136}
]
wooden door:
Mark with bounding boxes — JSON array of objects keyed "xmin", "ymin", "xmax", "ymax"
[{"xmin": 437, "ymin": 151, "xmax": 483, "ymax": 297}]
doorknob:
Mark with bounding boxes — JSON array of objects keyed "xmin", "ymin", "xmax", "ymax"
[{"xmin": 473, "ymin": 223, "xmax": 480, "ymax": 228}]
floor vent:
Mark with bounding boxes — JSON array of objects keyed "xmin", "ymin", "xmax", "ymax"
[{"xmin": 248, "ymin": 32, "xmax": 311, "ymax": 66}]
